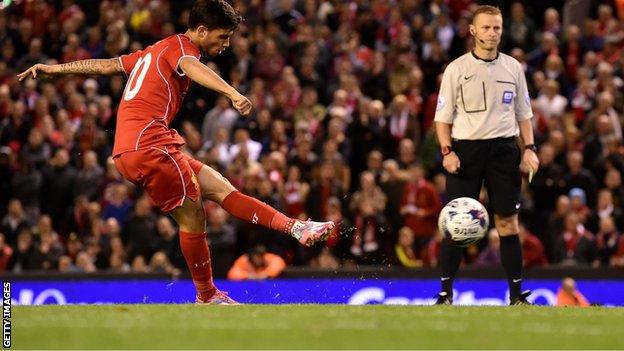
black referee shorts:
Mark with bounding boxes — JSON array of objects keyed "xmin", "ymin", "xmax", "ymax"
[{"xmin": 446, "ymin": 137, "xmax": 521, "ymax": 217}]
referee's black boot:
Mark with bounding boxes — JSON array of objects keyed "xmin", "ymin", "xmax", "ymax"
[
  {"xmin": 434, "ymin": 291, "xmax": 453, "ymax": 305},
  {"xmin": 510, "ymin": 290, "xmax": 532, "ymax": 306}
]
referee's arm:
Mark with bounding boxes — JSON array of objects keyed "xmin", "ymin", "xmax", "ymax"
[
  {"xmin": 515, "ymin": 66, "xmax": 539, "ymax": 175},
  {"xmin": 434, "ymin": 64, "xmax": 460, "ymax": 174}
]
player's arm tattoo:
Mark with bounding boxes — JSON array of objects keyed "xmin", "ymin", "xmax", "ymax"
[{"xmin": 54, "ymin": 58, "xmax": 124, "ymax": 75}]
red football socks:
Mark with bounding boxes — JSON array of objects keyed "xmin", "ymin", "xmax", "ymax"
[
  {"xmin": 179, "ymin": 231, "xmax": 216, "ymax": 301},
  {"xmin": 221, "ymin": 191, "xmax": 294, "ymax": 234}
]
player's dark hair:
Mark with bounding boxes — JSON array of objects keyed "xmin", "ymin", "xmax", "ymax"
[
  {"xmin": 472, "ymin": 5, "xmax": 501, "ymax": 23},
  {"xmin": 188, "ymin": 0, "xmax": 243, "ymax": 31}
]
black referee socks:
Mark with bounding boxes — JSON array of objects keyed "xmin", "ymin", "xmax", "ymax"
[
  {"xmin": 500, "ymin": 234, "xmax": 523, "ymax": 299},
  {"xmin": 440, "ymin": 240, "xmax": 463, "ymax": 295}
]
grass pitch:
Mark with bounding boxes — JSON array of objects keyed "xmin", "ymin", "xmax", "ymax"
[{"xmin": 13, "ymin": 304, "xmax": 624, "ymax": 349}]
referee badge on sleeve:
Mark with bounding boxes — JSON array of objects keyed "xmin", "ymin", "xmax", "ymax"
[
  {"xmin": 502, "ymin": 91, "xmax": 513, "ymax": 104},
  {"xmin": 436, "ymin": 96, "xmax": 445, "ymax": 111}
]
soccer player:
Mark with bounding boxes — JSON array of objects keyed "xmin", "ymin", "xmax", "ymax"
[
  {"xmin": 18, "ymin": 0, "xmax": 334, "ymax": 304},
  {"xmin": 433, "ymin": 5, "xmax": 539, "ymax": 305}
]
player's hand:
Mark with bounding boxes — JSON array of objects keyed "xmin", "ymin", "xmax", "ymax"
[
  {"xmin": 17, "ymin": 64, "xmax": 56, "ymax": 81},
  {"xmin": 230, "ymin": 92, "xmax": 252, "ymax": 116},
  {"xmin": 521, "ymin": 149, "xmax": 539, "ymax": 176},
  {"xmin": 443, "ymin": 152, "xmax": 461, "ymax": 174}
]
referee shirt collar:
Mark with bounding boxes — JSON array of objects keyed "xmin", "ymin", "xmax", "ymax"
[{"xmin": 471, "ymin": 50, "xmax": 499, "ymax": 63}]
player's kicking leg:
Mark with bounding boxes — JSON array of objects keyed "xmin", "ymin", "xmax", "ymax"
[
  {"xmin": 195, "ymin": 163, "xmax": 335, "ymax": 246},
  {"xmin": 114, "ymin": 147, "xmax": 238, "ymax": 305}
]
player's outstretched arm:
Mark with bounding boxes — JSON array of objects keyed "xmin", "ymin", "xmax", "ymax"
[
  {"xmin": 179, "ymin": 56, "xmax": 252, "ymax": 116},
  {"xmin": 17, "ymin": 58, "xmax": 124, "ymax": 81}
]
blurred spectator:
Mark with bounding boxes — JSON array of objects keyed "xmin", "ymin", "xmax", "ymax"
[
  {"xmin": 312, "ymin": 247, "xmax": 340, "ymax": 269},
  {"xmin": 8, "ymin": 226, "xmax": 37, "ymax": 272},
  {"xmin": 568, "ymin": 187, "xmax": 591, "ymax": 223},
  {"xmin": 384, "ymin": 95, "xmax": 419, "ymax": 156},
  {"xmin": 1, "ymin": 199, "xmax": 30, "ymax": 246},
  {"xmin": 102, "ymin": 183, "xmax": 133, "ymax": 225},
  {"xmin": 58, "ymin": 255, "xmax": 78, "ymax": 273},
  {"xmin": 594, "ymin": 216, "xmax": 622, "ymax": 266},
  {"xmin": 11, "ymin": 155, "xmax": 43, "ymax": 223},
  {"xmin": 74, "ymin": 150, "xmax": 104, "ymax": 201},
  {"xmin": 349, "ymin": 171, "xmax": 387, "ymax": 216},
  {"xmin": 108, "ymin": 252, "xmax": 130, "ymax": 273},
  {"xmin": 123, "ymin": 195, "xmax": 157, "ymax": 260},
  {"xmin": 0, "ymin": 232, "xmax": 13, "ymax": 272},
  {"xmin": 202, "ymin": 95, "xmax": 240, "ymax": 142},
  {"xmin": 565, "ymin": 151, "xmax": 598, "ymax": 208},
  {"xmin": 529, "ymin": 143, "xmax": 565, "ymax": 234},
  {"xmin": 131, "ymin": 255, "xmax": 148, "ymax": 273},
  {"xmin": 504, "ymin": 2, "xmax": 536, "ymax": 52},
  {"xmin": 392, "ymin": 226, "xmax": 423, "ymax": 268},
  {"xmin": 20, "ymin": 127, "xmax": 51, "ymax": 171},
  {"xmin": 149, "ymin": 251, "xmax": 180, "ymax": 275},
  {"xmin": 553, "ymin": 212, "xmax": 597, "ymax": 265},
  {"xmin": 152, "ymin": 216, "xmax": 184, "ymax": 269},
  {"xmin": 41, "ymin": 148, "xmax": 77, "ymax": 231},
  {"xmin": 535, "ymin": 79, "xmax": 568, "ymax": 120},
  {"xmin": 227, "ymin": 245, "xmax": 286, "ymax": 280},
  {"xmin": 349, "ymin": 199, "xmax": 388, "ymax": 264},
  {"xmin": 75, "ymin": 251, "xmax": 96, "ymax": 273},
  {"xmin": 323, "ymin": 196, "xmax": 351, "ymax": 260},
  {"xmin": 282, "ymin": 165, "xmax": 309, "ymax": 219},
  {"xmin": 519, "ymin": 223, "xmax": 548, "ymax": 267},
  {"xmin": 205, "ymin": 208, "xmax": 237, "ymax": 276},
  {"xmin": 587, "ymin": 189, "xmax": 624, "ymax": 233},
  {"xmin": 556, "ymin": 277, "xmax": 590, "ymax": 307},
  {"xmin": 306, "ymin": 161, "xmax": 345, "ymax": 221},
  {"xmin": 400, "ymin": 165, "xmax": 441, "ymax": 249}
]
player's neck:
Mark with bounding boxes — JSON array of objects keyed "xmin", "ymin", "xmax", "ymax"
[
  {"xmin": 184, "ymin": 30, "xmax": 200, "ymax": 46},
  {"xmin": 472, "ymin": 47, "xmax": 498, "ymax": 61}
]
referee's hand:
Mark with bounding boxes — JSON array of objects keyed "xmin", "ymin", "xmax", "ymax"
[
  {"xmin": 521, "ymin": 149, "xmax": 540, "ymax": 177},
  {"xmin": 443, "ymin": 152, "xmax": 461, "ymax": 174}
]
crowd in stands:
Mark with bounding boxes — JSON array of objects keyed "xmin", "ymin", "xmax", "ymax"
[{"xmin": 1, "ymin": 0, "xmax": 624, "ymax": 277}]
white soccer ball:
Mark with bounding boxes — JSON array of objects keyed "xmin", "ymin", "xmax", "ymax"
[{"xmin": 438, "ymin": 197, "xmax": 489, "ymax": 247}]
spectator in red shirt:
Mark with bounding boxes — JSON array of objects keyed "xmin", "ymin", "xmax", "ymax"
[
  {"xmin": 400, "ymin": 164, "xmax": 442, "ymax": 250},
  {"xmin": 519, "ymin": 223, "xmax": 548, "ymax": 267}
]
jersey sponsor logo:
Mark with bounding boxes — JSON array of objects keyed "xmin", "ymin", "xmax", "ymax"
[
  {"xmin": 502, "ymin": 91, "xmax": 513, "ymax": 104},
  {"xmin": 436, "ymin": 95, "xmax": 445, "ymax": 111},
  {"xmin": 525, "ymin": 91, "xmax": 531, "ymax": 106},
  {"xmin": 464, "ymin": 74, "xmax": 474, "ymax": 80}
]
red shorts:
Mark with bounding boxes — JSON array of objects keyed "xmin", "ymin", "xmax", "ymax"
[{"xmin": 113, "ymin": 146, "xmax": 204, "ymax": 212}]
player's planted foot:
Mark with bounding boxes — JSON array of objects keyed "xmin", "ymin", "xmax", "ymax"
[
  {"xmin": 291, "ymin": 219, "xmax": 335, "ymax": 247},
  {"xmin": 510, "ymin": 290, "xmax": 532, "ymax": 305},
  {"xmin": 196, "ymin": 290, "xmax": 240, "ymax": 305},
  {"xmin": 434, "ymin": 291, "xmax": 453, "ymax": 305}
]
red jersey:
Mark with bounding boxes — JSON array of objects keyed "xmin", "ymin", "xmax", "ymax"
[{"xmin": 114, "ymin": 34, "xmax": 201, "ymax": 156}]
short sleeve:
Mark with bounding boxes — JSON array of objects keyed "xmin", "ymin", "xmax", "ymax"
[
  {"xmin": 434, "ymin": 63, "xmax": 457, "ymax": 124},
  {"xmin": 515, "ymin": 64, "xmax": 533, "ymax": 121},
  {"xmin": 119, "ymin": 50, "xmax": 143, "ymax": 76},
  {"xmin": 163, "ymin": 35, "xmax": 202, "ymax": 77}
]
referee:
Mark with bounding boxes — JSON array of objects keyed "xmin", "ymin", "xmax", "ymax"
[{"xmin": 433, "ymin": 5, "xmax": 539, "ymax": 305}]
